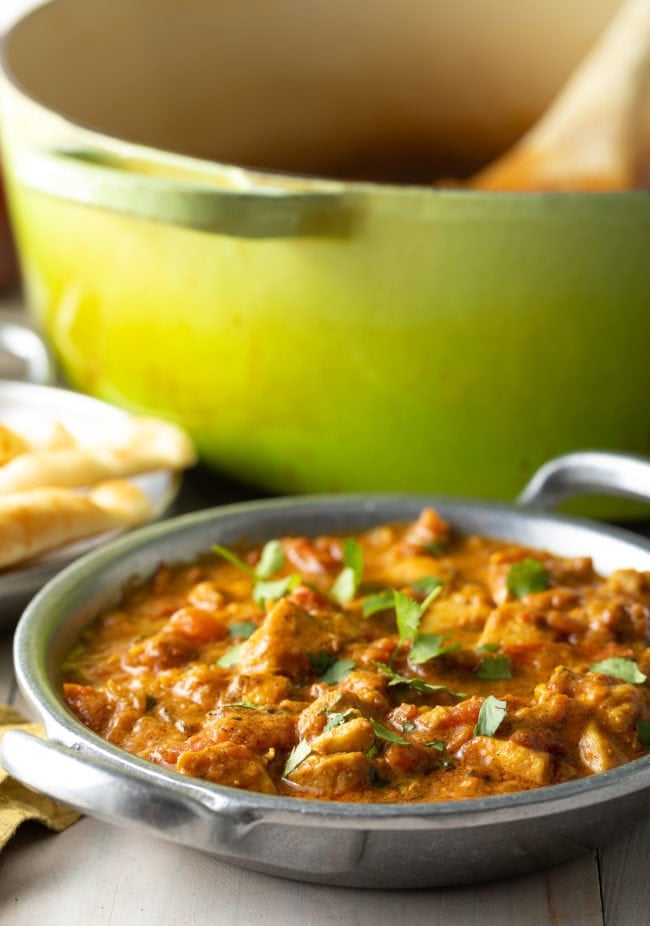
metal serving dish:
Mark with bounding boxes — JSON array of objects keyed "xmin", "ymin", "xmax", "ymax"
[{"xmin": 2, "ymin": 451, "xmax": 650, "ymax": 888}]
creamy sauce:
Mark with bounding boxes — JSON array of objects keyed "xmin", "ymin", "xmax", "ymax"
[{"xmin": 62, "ymin": 510, "xmax": 650, "ymax": 803}]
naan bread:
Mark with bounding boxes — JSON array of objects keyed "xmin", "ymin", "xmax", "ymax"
[
  {"xmin": 0, "ymin": 417, "xmax": 196, "ymax": 494},
  {"xmin": 0, "ymin": 480, "xmax": 153, "ymax": 568},
  {"xmin": 0, "ymin": 425, "xmax": 29, "ymax": 465}
]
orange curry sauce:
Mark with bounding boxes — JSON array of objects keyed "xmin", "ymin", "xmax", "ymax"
[{"xmin": 62, "ymin": 510, "xmax": 650, "ymax": 803}]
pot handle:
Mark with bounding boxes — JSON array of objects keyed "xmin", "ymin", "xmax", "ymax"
[
  {"xmin": 13, "ymin": 148, "xmax": 349, "ymax": 239},
  {"xmin": 517, "ymin": 450, "xmax": 650, "ymax": 510},
  {"xmin": 0, "ymin": 319, "xmax": 54, "ymax": 384},
  {"xmin": 0, "ymin": 729, "xmax": 254, "ymax": 843}
]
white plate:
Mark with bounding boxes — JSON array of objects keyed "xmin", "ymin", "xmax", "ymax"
[{"xmin": 0, "ymin": 381, "xmax": 180, "ymax": 624}]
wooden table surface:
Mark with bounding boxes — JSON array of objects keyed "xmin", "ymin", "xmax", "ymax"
[{"xmin": 0, "ymin": 295, "xmax": 649, "ymax": 925}]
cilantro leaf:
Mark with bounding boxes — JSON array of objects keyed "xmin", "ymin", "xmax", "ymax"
[
  {"xmin": 253, "ymin": 574, "xmax": 299, "ymax": 607},
  {"xmin": 411, "ymin": 576, "xmax": 443, "ymax": 599},
  {"xmin": 425, "ymin": 541, "xmax": 447, "ymax": 556},
  {"xmin": 409, "ymin": 633, "xmax": 460, "ymax": 666},
  {"xmin": 372, "ymin": 661, "xmax": 466, "ymax": 697},
  {"xmin": 214, "ymin": 539, "xmax": 287, "ymax": 592},
  {"xmin": 343, "ymin": 538, "xmax": 364, "ymax": 582},
  {"xmin": 331, "ymin": 567, "xmax": 358, "ymax": 606},
  {"xmin": 331, "ymin": 539, "xmax": 364, "ymax": 605},
  {"xmin": 590, "ymin": 657, "xmax": 647, "ymax": 684},
  {"xmin": 308, "ymin": 651, "xmax": 336, "ymax": 676},
  {"xmin": 425, "ymin": 740, "xmax": 446, "ymax": 751},
  {"xmin": 224, "ymin": 701, "xmax": 261, "ymax": 710},
  {"xmin": 256, "ymin": 539, "xmax": 285, "ymax": 578},
  {"xmin": 402, "ymin": 721, "xmax": 416, "ymax": 733},
  {"xmin": 394, "ymin": 590, "xmax": 423, "ymax": 641},
  {"xmin": 476, "ymin": 653, "xmax": 512, "ymax": 681},
  {"xmin": 212, "ymin": 544, "xmax": 257, "ymax": 578},
  {"xmin": 506, "ymin": 558, "xmax": 550, "ymax": 598},
  {"xmin": 323, "ymin": 709, "xmax": 355, "ymax": 732},
  {"xmin": 228, "ymin": 621, "xmax": 257, "ymax": 639},
  {"xmin": 636, "ymin": 719, "xmax": 650, "ymax": 749},
  {"xmin": 475, "ymin": 643, "xmax": 501, "ymax": 654},
  {"xmin": 361, "ymin": 590, "xmax": 395, "ymax": 617},
  {"xmin": 370, "ymin": 719, "xmax": 409, "ymax": 745},
  {"xmin": 283, "ymin": 740, "xmax": 312, "ymax": 777},
  {"xmin": 474, "ymin": 695, "xmax": 507, "ymax": 737},
  {"xmin": 309, "ymin": 652, "xmax": 355, "ymax": 686},
  {"xmin": 217, "ymin": 644, "xmax": 243, "ymax": 668},
  {"xmin": 362, "ymin": 578, "xmax": 443, "ymax": 623},
  {"xmin": 321, "ymin": 658, "xmax": 356, "ymax": 685}
]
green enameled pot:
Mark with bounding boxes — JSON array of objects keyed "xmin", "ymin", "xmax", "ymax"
[{"xmin": 1, "ymin": 0, "xmax": 649, "ymax": 511}]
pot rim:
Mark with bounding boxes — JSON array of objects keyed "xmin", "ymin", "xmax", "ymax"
[
  {"xmin": 1, "ymin": 0, "xmax": 649, "ymax": 201},
  {"xmin": 12, "ymin": 491, "xmax": 650, "ymax": 826}
]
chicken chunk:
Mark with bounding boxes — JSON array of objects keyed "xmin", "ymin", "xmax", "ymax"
[
  {"xmin": 237, "ymin": 597, "xmax": 361, "ymax": 679},
  {"xmin": 177, "ymin": 742, "xmax": 277, "ymax": 793},
  {"xmin": 461, "ymin": 735, "xmax": 552, "ymax": 786},
  {"xmin": 285, "ymin": 752, "xmax": 370, "ymax": 797},
  {"xmin": 578, "ymin": 721, "xmax": 626, "ymax": 774},
  {"xmin": 188, "ymin": 705, "xmax": 296, "ymax": 753}
]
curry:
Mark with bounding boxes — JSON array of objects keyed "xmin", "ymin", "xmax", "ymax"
[{"xmin": 62, "ymin": 509, "xmax": 650, "ymax": 803}]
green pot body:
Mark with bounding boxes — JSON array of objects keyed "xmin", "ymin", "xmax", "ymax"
[{"xmin": 1, "ymin": 0, "xmax": 648, "ymax": 510}]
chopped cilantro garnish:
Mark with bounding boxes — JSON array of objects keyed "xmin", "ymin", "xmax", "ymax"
[
  {"xmin": 590, "ymin": 657, "xmax": 647, "ymax": 684},
  {"xmin": 331, "ymin": 568, "xmax": 358, "ymax": 607},
  {"xmin": 636, "ymin": 719, "xmax": 650, "ymax": 749},
  {"xmin": 361, "ymin": 590, "xmax": 395, "ymax": 617},
  {"xmin": 309, "ymin": 652, "xmax": 355, "ymax": 685},
  {"xmin": 506, "ymin": 558, "xmax": 550, "ymax": 598},
  {"xmin": 409, "ymin": 633, "xmax": 460, "ymax": 666},
  {"xmin": 331, "ymin": 539, "xmax": 364, "ymax": 605},
  {"xmin": 475, "ymin": 643, "xmax": 501, "ymax": 653},
  {"xmin": 214, "ymin": 540, "xmax": 296, "ymax": 607},
  {"xmin": 212, "ymin": 544, "xmax": 257, "ymax": 578},
  {"xmin": 362, "ymin": 578, "xmax": 442, "ymax": 621},
  {"xmin": 395, "ymin": 577, "xmax": 443, "ymax": 644},
  {"xmin": 321, "ymin": 658, "xmax": 356, "ymax": 685},
  {"xmin": 372, "ymin": 661, "xmax": 466, "ymax": 698},
  {"xmin": 228, "ymin": 621, "xmax": 257, "ymax": 639},
  {"xmin": 425, "ymin": 740, "xmax": 446, "ymax": 751},
  {"xmin": 323, "ymin": 709, "xmax": 355, "ymax": 732},
  {"xmin": 308, "ymin": 651, "xmax": 337, "ymax": 675},
  {"xmin": 402, "ymin": 721, "xmax": 416, "ymax": 733},
  {"xmin": 425, "ymin": 541, "xmax": 447, "ymax": 556},
  {"xmin": 370, "ymin": 719, "xmax": 409, "ymax": 745},
  {"xmin": 256, "ymin": 539, "xmax": 285, "ymax": 578},
  {"xmin": 474, "ymin": 695, "xmax": 507, "ymax": 737},
  {"xmin": 411, "ymin": 576, "xmax": 443, "ymax": 598},
  {"xmin": 283, "ymin": 740, "xmax": 312, "ymax": 777},
  {"xmin": 253, "ymin": 574, "xmax": 300, "ymax": 607},
  {"xmin": 217, "ymin": 644, "xmax": 244, "ymax": 668},
  {"xmin": 224, "ymin": 701, "xmax": 261, "ymax": 710},
  {"xmin": 369, "ymin": 767, "xmax": 390, "ymax": 787},
  {"xmin": 394, "ymin": 590, "xmax": 423, "ymax": 641},
  {"xmin": 476, "ymin": 653, "xmax": 512, "ymax": 681}
]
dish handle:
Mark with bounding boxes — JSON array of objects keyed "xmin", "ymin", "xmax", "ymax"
[
  {"xmin": 0, "ymin": 729, "xmax": 255, "ymax": 845},
  {"xmin": 518, "ymin": 450, "xmax": 650, "ymax": 509},
  {"xmin": 0, "ymin": 318, "xmax": 54, "ymax": 384},
  {"xmin": 14, "ymin": 147, "xmax": 349, "ymax": 239}
]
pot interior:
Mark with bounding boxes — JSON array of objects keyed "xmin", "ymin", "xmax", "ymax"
[{"xmin": 3, "ymin": 0, "xmax": 641, "ymax": 182}]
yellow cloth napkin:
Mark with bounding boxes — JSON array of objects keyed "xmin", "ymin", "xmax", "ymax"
[{"xmin": 0, "ymin": 703, "xmax": 80, "ymax": 849}]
